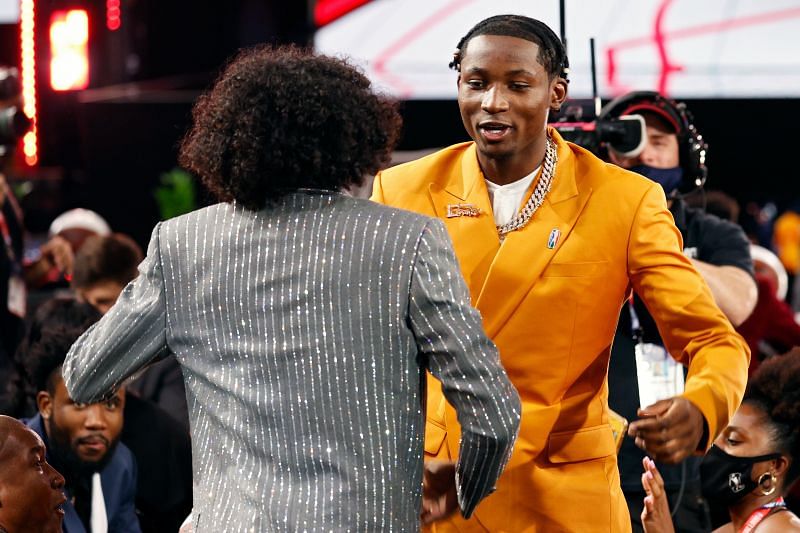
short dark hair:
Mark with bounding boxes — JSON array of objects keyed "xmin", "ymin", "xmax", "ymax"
[
  {"xmin": 743, "ymin": 352, "xmax": 800, "ymax": 487},
  {"xmin": 178, "ymin": 45, "xmax": 402, "ymax": 210},
  {"xmin": 25, "ymin": 327, "xmax": 87, "ymax": 395},
  {"xmin": 450, "ymin": 14, "xmax": 569, "ymax": 80},
  {"xmin": 71, "ymin": 233, "xmax": 143, "ymax": 289},
  {"xmin": 19, "ymin": 298, "xmax": 101, "ymax": 394},
  {"xmin": 703, "ymin": 190, "xmax": 740, "ymax": 223}
]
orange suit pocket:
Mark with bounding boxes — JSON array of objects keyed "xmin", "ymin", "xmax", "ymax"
[{"xmin": 547, "ymin": 424, "xmax": 616, "ymax": 463}]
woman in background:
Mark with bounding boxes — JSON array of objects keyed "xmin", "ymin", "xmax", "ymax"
[{"xmin": 641, "ymin": 353, "xmax": 800, "ymax": 532}]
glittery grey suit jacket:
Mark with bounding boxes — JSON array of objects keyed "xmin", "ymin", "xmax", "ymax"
[{"xmin": 64, "ymin": 192, "xmax": 521, "ymax": 532}]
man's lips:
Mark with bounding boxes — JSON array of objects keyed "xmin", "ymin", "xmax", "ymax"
[
  {"xmin": 478, "ymin": 121, "xmax": 513, "ymax": 141},
  {"xmin": 77, "ymin": 435, "xmax": 109, "ymax": 453},
  {"xmin": 54, "ymin": 495, "xmax": 66, "ymax": 516}
]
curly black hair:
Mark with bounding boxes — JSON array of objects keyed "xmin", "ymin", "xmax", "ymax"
[
  {"xmin": 744, "ymin": 352, "xmax": 800, "ymax": 487},
  {"xmin": 178, "ymin": 45, "xmax": 402, "ymax": 210},
  {"xmin": 19, "ymin": 298, "xmax": 102, "ymax": 395},
  {"xmin": 449, "ymin": 14, "xmax": 569, "ymax": 81},
  {"xmin": 24, "ymin": 326, "xmax": 87, "ymax": 395}
]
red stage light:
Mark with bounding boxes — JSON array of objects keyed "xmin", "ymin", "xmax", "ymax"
[
  {"xmin": 20, "ymin": 0, "xmax": 37, "ymax": 165},
  {"xmin": 49, "ymin": 9, "xmax": 90, "ymax": 91},
  {"xmin": 106, "ymin": 0, "xmax": 121, "ymax": 31}
]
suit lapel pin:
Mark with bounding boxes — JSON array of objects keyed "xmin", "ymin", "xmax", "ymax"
[
  {"xmin": 547, "ymin": 228, "xmax": 560, "ymax": 249},
  {"xmin": 446, "ymin": 203, "xmax": 481, "ymax": 218}
]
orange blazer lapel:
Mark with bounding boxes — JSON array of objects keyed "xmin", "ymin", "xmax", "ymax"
[
  {"xmin": 428, "ymin": 145, "xmax": 499, "ymax": 298},
  {"xmin": 476, "ymin": 131, "xmax": 593, "ymax": 339}
]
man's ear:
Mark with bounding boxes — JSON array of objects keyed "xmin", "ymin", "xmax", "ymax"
[
  {"xmin": 550, "ymin": 77, "xmax": 568, "ymax": 112},
  {"xmin": 37, "ymin": 391, "xmax": 52, "ymax": 420}
]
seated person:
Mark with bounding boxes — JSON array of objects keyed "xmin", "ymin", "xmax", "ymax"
[
  {"xmin": 24, "ymin": 324, "xmax": 140, "ymax": 533},
  {"xmin": 26, "ymin": 208, "xmax": 112, "ymax": 292},
  {"xmin": 0, "ymin": 414, "xmax": 66, "ymax": 533},
  {"xmin": 641, "ymin": 353, "xmax": 800, "ymax": 532},
  {"xmin": 21, "ymin": 297, "xmax": 191, "ymax": 533},
  {"xmin": 71, "ymin": 233, "xmax": 141, "ymax": 315},
  {"xmin": 72, "ymin": 234, "xmax": 188, "ymax": 432},
  {"xmin": 4, "ymin": 297, "xmax": 106, "ymax": 419}
]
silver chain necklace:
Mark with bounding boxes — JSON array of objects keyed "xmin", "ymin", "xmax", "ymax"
[{"xmin": 496, "ymin": 135, "xmax": 558, "ymax": 238}]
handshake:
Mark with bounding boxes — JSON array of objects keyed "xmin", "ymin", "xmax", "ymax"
[{"xmin": 421, "ymin": 460, "xmax": 459, "ymax": 525}]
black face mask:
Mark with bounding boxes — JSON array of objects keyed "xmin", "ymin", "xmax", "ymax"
[{"xmin": 700, "ymin": 445, "xmax": 782, "ymax": 506}]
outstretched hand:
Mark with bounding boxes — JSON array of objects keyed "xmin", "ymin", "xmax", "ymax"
[
  {"xmin": 641, "ymin": 457, "xmax": 675, "ymax": 533},
  {"xmin": 40, "ymin": 235, "xmax": 74, "ymax": 277},
  {"xmin": 628, "ymin": 397, "xmax": 705, "ymax": 464},
  {"xmin": 421, "ymin": 460, "xmax": 458, "ymax": 525}
]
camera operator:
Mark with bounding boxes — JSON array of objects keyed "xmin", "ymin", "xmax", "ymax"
[{"xmin": 604, "ymin": 91, "xmax": 758, "ymax": 532}]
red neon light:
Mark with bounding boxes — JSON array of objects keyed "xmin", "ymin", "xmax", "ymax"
[
  {"xmin": 314, "ymin": 0, "xmax": 371, "ymax": 27},
  {"xmin": 605, "ymin": 4, "xmax": 800, "ymax": 97},
  {"xmin": 20, "ymin": 0, "xmax": 37, "ymax": 166},
  {"xmin": 50, "ymin": 9, "xmax": 90, "ymax": 91},
  {"xmin": 372, "ymin": 0, "xmax": 475, "ymax": 98},
  {"xmin": 106, "ymin": 0, "xmax": 121, "ymax": 31}
]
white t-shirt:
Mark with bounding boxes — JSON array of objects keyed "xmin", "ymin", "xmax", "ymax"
[{"xmin": 485, "ymin": 165, "xmax": 541, "ymax": 227}]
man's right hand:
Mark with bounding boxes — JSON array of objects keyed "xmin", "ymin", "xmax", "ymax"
[{"xmin": 421, "ymin": 460, "xmax": 458, "ymax": 525}]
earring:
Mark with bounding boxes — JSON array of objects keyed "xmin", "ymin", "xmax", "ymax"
[{"xmin": 757, "ymin": 472, "xmax": 777, "ymax": 497}]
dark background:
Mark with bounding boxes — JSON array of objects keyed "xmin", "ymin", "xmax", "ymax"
[{"xmin": 0, "ymin": 1, "xmax": 795, "ymax": 247}]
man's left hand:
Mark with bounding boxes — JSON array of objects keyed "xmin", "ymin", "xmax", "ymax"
[{"xmin": 627, "ymin": 397, "xmax": 705, "ymax": 464}]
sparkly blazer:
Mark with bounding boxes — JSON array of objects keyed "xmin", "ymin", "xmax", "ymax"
[{"xmin": 63, "ymin": 192, "xmax": 521, "ymax": 532}]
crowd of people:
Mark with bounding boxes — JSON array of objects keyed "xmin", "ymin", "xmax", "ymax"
[{"xmin": 1, "ymin": 13, "xmax": 799, "ymax": 533}]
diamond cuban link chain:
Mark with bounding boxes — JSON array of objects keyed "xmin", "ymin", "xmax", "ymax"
[{"xmin": 495, "ymin": 135, "xmax": 558, "ymax": 238}]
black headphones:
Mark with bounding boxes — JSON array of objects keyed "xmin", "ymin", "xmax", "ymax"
[{"xmin": 599, "ymin": 91, "xmax": 708, "ymax": 192}]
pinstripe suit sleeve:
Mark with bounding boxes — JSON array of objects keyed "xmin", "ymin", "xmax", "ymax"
[
  {"xmin": 64, "ymin": 222, "xmax": 170, "ymax": 404},
  {"xmin": 407, "ymin": 218, "xmax": 521, "ymax": 519}
]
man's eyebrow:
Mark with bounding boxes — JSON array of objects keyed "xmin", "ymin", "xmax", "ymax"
[
  {"xmin": 464, "ymin": 67, "xmax": 537, "ymax": 77},
  {"xmin": 506, "ymin": 69, "xmax": 536, "ymax": 77}
]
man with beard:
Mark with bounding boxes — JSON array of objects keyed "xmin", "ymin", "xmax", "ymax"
[
  {"xmin": 0, "ymin": 415, "xmax": 66, "ymax": 533},
  {"xmin": 24, "ymin": 327, "xmax": 139, "ymax": 532}
]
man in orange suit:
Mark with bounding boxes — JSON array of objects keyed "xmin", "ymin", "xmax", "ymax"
[{"xmin": 372, "ymin": 15, "xmax": 750, "ymax": 531}]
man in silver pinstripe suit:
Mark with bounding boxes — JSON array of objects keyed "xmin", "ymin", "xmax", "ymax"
[{"xmin": 62, "ymin": 46, "xmax": 521, "ymax": 531}]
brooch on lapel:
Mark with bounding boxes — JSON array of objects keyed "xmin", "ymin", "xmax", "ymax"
[
  {"xmin": 547, "ymin": 228, "xmax": 561, "ymax": 249},
  {"xmin": 446, "ymin": 203, "xmax": 481, "ymax": 218}
]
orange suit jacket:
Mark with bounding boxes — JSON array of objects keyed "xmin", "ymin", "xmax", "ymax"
[{"xmin": 372, "ymin": 129, "xmax": 750, "ymax": 532}]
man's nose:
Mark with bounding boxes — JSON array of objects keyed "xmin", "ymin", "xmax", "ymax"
[
  {"xmin": 83, "ymin": 404, "xmax": 108, "ymax": 429},
  {"xmin": 48, "ymin": 463, "xmax": 66, "ymax": 489},
  {"xmin": 637, "ymin": 144, "xmax": 659, "ymax": 166},
  {"xmin": 481, "ymin": 86, "xmax": 509, "ymax": 113}
]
